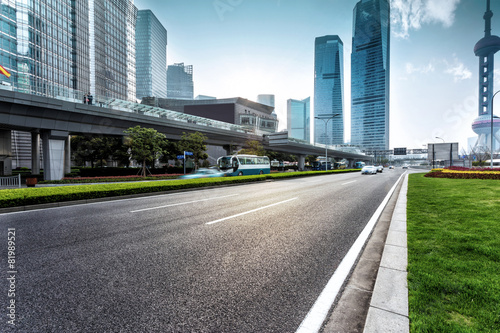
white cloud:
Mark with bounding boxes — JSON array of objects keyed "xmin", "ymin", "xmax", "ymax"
[
  {"xmin": 444, "ymin": 56, "xmax": 472, "ymax": 82},
  {"xmin": 391, "ymin": 0, "xmax": 461, "ymax": 39},
  {"xmin": 406, "ymin": 62, "xmax": 435, "ymax": 74}
]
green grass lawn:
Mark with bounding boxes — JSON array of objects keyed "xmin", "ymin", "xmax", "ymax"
[{"xmin": 407, "ymin": 174, "xmax": 500, "ymax": 332}]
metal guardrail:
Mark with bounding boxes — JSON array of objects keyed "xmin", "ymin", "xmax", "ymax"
[{"xmin": 0, "ymin": 174, "xmax": 21, "ymax": 188}]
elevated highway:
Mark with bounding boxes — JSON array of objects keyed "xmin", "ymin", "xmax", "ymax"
[{"xmin": 0, "ymin": 89, "xmax": 368, "ymax": 179}]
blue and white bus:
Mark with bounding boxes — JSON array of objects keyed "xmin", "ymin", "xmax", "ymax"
[
  {"xmin": 354, "ymin": 161, "xmax": 366, "ymax": 169},
  {"xmin": 217, "ymin": 155, "xmax": 271, "ymax": 176}
]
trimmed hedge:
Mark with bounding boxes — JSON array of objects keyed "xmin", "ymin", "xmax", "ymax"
[{"xmin": 0, "ymin": 169, "xmax": 360, "ymax": 209}]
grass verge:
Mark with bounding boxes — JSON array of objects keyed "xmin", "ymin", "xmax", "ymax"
[
  {"xmin": 407, "ymin": 173, "xmax": 500, "ymax": 332},
  {"xmin": 0, "ymin": 169, "xmax": 359, "ymax": 208}
]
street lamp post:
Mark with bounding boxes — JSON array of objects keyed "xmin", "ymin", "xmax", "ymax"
[
  {"xmin": 491, "ymin": 90, "xmax": 500, "ymax": 169},
  {"xmin": 435, "ymin": 136, "xmax": 445, "ymax": 143},
  {"xmin": 315, "ymin": 113, "xmax": 341, "ymax": 171}
]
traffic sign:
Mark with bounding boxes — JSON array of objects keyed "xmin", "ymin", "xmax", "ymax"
[
  {"xmin": 177, "ymin": 155, "xmax": 184, "ymax": 159},
  {"xmin": 184, "ymin": 151, "xmax": 194, "ymax": 156}
]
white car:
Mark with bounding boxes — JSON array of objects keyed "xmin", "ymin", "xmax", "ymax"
[{"xmin": 361, "ymin": 165, "xmax": 378, "ymax": 174}]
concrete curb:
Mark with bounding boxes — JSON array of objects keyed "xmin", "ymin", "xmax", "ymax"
[{"xmin": 363, "ymin": 174, "xmax": 409, "ymax": 333}]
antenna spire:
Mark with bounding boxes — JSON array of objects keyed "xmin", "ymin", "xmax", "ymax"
[{"xmin": 485, "ymin": 0, "xmax": 493, "ymax": 37}]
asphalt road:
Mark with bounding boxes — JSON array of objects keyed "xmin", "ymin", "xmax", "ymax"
[{"xmin": 0, "ymin": 169, "xmax": 404, "ymax": 332}]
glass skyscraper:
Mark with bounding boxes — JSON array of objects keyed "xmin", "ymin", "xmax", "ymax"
[
  {"xmin": 167, "ymin": 63, "xmax": 194, "ymax": 99},
  {"xmin": 136, "ymin": 10, "xmax": 167, "ymax": 100},
  {"xmin": 287, "ymin": 97, "xmax": 310, "ymax": 142},
  {"xmin": 314, "ymin": 35, "xmax": 344, "ymax": 145},
  {"xmin": 89, "ymin": 0, "xmax": 137, "ymax": 102},
  {"xmin": 0, "ymin": 0, "xmax": 88, "ymax": 99},
  {"xmin": 351, "ymin": 0, "xmax": 390, "ymax": 151}
]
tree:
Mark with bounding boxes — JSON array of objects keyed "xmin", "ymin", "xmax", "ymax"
[
  {"xmin": 239, "ymin": 140, "xmax": 266, "ymax": 156},
  {"xmin": 306, "ymin": 155, "xmax": 318, "ymax": 165},
  {"xmin": 124, "ymin": 126, "xmax": 167, "ymax": 177},
  {"xmin": 177, "ymin": 132, "xmax": 208, "ymax": 169},
  {"xmin": 71, "ymin": 135, "xmax": 120, "ymax": 167}
]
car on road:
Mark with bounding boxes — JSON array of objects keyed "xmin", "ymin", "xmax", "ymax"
[
  {"xmin": 361, "ymin": 165, "xmax": 378, "ymax": 175},
  {"xmin": 179, "ymin": 168, "xmax": 225, "ymax": 179},
  {"xmin": 389, "ymin": 165, "xmax": 394, "ymax": 169},
  {"xmin": 376, "ymin": 165, "xmax": 384, "ymax": 173},
  {"xmin": 402, "ymin": 165, "xmax": 409, "ymax": 169}
]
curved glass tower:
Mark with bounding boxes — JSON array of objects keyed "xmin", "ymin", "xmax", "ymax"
[
  {"xmin": 314, "ymin": 35, "xmax": 344, "ymax": 145},
  {"xmin": 351, "ymin": 0, "xmax": 390, "ymax": 151}
]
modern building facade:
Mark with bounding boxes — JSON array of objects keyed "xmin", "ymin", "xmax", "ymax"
[
  {"xmin": 314, "ymin": 35, "xmax": 344, "ymax": 146},
  {"xmin": 351, "ymin": 0, "xmax": 390, "ymax": 151},
  {"xmin": 141, "ymin": 97, "xmax": 278, "ymax": 133},
  {"xmin": 89, "ymin": 0, "xmax": 137, "ymax": 102},
  {"xmin": 287, "ymin": 97, "xmax": 310, "ymax": 142},
  {"xmin": 0, "ymin": 0, "xmax": 138, "ymax": 171},
  {"xmin": 167, "ymin": 63, "xmax": 193, "ymax": 99},
  {"xmin": 257, "ymin": 94, "xmax": 275, "ymax": 107},
  {"xmin": 135, "ymin": 10, "xmax": 167, "ymax": 100}
]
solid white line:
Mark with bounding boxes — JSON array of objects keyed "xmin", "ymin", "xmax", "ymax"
[
  {"xmin": 206, "ymin": 197, "xmax": 298, "ymax": 225},
  {"xmin": 341, "ymin": 180, "xmax": 357, "ymax": 186},
  {"xmin": 130, "ymin": 194, "xmax": 238, "ymax": 213},
  {"xmin": 295, "ymin": 173, "xmax": 405, "ymax": 333}
]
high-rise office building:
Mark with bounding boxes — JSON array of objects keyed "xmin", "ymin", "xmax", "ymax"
[
  {"xmin": 167, "ymin": 63, "xmax": 194, "ymax": 99},
  {"xmin": 89, "ymin": 0, "xmax": 137, "ymax": 102},
  {"xmin": 136, "ymin": 10, "xmax": 167, "ymax": 100},
  {"xmin": 351, "ymin": 0, "xmax": 390, "ymax": 151},
  {"xmin": 0, "ymin": 0, "xmax": 89, "ymax": 99},
  {"xmin": 314, "ymin": 35, "xmax": 344, "ymax": 145},
  {"xmin": 287, "ymin": 97, "xmax": 310, "ymax": 142},
  {"xmin": 0, "ymin": 0, "xmax": 138, "ymax": 169}
]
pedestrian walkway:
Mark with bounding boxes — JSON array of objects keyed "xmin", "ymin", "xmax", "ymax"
[
  {"xmin": 322, "ymin": 172, "xmax": 409, "ymax": 333},
  {"xmin": 363, "ymin": 174, "xmax": 409, "ymax": 332}
]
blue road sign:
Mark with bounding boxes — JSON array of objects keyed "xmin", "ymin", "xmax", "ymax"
[
  {"xmin": 184, "ymin": 151, "xmax": 194, "ymax": 156},
  {"xmin": 177, "ymin": 155, "xmax": 184, "ymax": 159}
]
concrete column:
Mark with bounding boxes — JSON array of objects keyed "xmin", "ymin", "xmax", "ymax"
[
  {"xmin": 42, "ymin": 130, "xmax": 69, "ymax": 180},
  {"xmin": 65, "ymin": 135, "xmax": 71, "ymax": 175},
  {"xmin": 31, "ymin": 131, "xmax": 41, "ymax": 175},
  {"xmin": 298, "ymin": 155, "xmax": 306, "ymax": 171},
  {"xmin": 0, "ymin": 130, "xmax": 12, "ymax": 176}
]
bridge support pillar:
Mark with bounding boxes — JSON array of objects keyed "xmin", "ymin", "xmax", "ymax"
[
  {"xmin": 31, "ymin": 131, "xmax": 40, "ymax": 175},
  {"xmin": 0, "ymin": 130, "xmax": 12, "ymax": 176},
  {"xmin": 65, "ymin": 135, "xmax": 71, "ymax": 175},
  {"xmin": 298, "ymin": 155, "xmax": 306, "ymax": 171},
  {"xmin": 42, "ymin": 130, "xmax": 69, "ymax": 180}
]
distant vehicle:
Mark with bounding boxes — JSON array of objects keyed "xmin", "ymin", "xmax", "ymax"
[
  {"xmin": 179, "ymin": 168, "xmax": 225, "ymax": 179},
  {"xmin": 361, "ymin": 165, "xmax": 377, "ymax": 175},
  {"xmin": 484, "ymin": 159, "xmax": 500, "ymax": 168},
  {"xmin": 354, "ymin": 161, "xmax": 366, "ymax": 169},
  {"xmin": 389, "ymin": 165, "xmax": 394, "ymax": 169},
  {"xmin": 377, "ymin": 165, "xmax": 384, "ymax": 173},
  {"xmin": 311, "ymin": 161, "xmax": 333, "ymax": 171},
  {"xmin": 402, "ymin": 165, "xmax": 409, "ymax": 169},
  {"xmin": 335, "ymin": 161, "xmax": 347, "ymax": 169},
  {"xmin": 217, "ymin": 154, "xmax": 271, "ymax": 176}
]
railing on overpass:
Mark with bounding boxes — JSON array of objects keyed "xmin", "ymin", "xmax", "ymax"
[{"xmin": 0, "ymin": 83, "xmax": 274, "ymax": 137}]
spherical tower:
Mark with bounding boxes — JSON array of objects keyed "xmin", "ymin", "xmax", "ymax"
[{"xmin": 472, "ymin": 0, "xmax": 500, "ymax": 152}]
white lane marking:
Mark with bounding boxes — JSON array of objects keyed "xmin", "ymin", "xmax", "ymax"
[
  {"xmin": 130, "ymin": 194, "xmax": 238, "ymax": 213},
  {"xmin": 341, "ymin": 180, "xmax": 357, "ymax": 186},
  {"xmin": 295, "ymin": 173, "xmax": 406, "ymax": 333},
  {"xmin": 206, "ymin": 197, "xmax": 298, "ymax": 225}
]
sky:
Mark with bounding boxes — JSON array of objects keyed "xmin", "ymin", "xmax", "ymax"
[{"xmin": 133, "ymin": 0, "xmax": 500, "ymax": 152}]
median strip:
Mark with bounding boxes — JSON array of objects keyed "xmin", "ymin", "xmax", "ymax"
[
  {"xmin": 130, "ymin": 194, "xmax": 238, "ymax": 213},
  {"xmin": 205, "ymin": 197, "xmax": 298, "ymax": 225}
]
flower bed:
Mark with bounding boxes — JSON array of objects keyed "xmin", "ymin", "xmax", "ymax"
[{"xmin": 425, "ymin": 167, "xmax": 500, "ymax": 180}]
